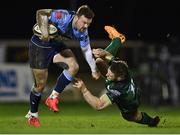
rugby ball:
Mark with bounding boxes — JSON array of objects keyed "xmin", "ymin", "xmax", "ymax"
[{"xmin": 33, "ymin": 23, "xmax": 58, "ymax": 36}]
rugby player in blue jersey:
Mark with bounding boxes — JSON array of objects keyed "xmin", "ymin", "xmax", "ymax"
[
  {"xmin": 25, "ymin": 5, "xmax": 100, "ymax": 127},
  {"xmin": 73, "ymin": 26, "xmax": 160, "ymax": 127}
]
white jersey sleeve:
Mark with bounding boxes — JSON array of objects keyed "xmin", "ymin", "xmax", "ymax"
[{"xmin": 80, "ymin": 43, "xmax": 97, "ymax": 73}]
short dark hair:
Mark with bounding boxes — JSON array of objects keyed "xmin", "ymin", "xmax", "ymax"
[
  {"xmin": 76, "ymin": 5, "xmax": 94, "ymax": 19},
  {"xmin": 110, "ymin": 58, "xmax": 129, "ymax": 79}
]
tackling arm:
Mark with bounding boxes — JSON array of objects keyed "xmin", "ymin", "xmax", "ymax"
[
  {"xmin": 83, "ymin": 90, "xmax": 112, "ymax": 110},
  {"xmin": 73, "ymin": 78, "xmax": 112, "ymax": 110}
]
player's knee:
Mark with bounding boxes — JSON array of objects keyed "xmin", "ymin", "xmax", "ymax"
[
  {"xmin": 95, "ymin": 58, "xmax": 104, "ymax": 65},
  {"xmin": 68, "ymin": 61, "xmax": 79, "ymax": 75},
  {"xmin": 35, "ymin": 82, "xmax": 46, "ymax": 92},
  {"xmin": 122, "ymin": 113, "xmax": 135, "ymax": 122}
]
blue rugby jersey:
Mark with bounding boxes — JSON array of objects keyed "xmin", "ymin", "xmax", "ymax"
[
  {"xmin": 50, "ymin": 9, "xmax": 90, "ymax": 47},
  {"xmin": 31, "ymin": 9, "xmax": 90, "ymax": 48}
]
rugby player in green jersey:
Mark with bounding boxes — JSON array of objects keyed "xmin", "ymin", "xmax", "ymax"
[{"xmin": 73, "ymin": 26, "xmax": 160, "ymax": 127}]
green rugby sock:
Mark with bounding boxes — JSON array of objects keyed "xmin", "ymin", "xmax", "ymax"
[{"xmin": 105, "ymin": 37, "xmax": 122, "ymax": 56}]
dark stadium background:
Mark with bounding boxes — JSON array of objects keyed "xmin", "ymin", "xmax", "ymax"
[{"xmin": 0, "ymin": 0, "xmax": 179, "ymax": 41}]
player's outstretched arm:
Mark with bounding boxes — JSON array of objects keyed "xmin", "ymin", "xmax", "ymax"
[
  {"xmin": 91, "ymin": 71, "xmax": 101, "ymax": 80},
  {"xmin": 73, "ymin": 78, "xmax": 112, "ymax": 110},
  {"xmin": 81, "ymin": 45, "xmax": 101, "ymax": 80}
]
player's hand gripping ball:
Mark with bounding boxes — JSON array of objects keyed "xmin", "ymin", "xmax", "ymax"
[{"xmin": 33, "ymin": 23, "xmax": 58, "ymax": 37}]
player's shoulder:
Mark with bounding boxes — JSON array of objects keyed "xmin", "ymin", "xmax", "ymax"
[
  {"xmin": 52, "ymin": 9, "xmax": 75, "ymax": 17},
  {"xmin": 50, "ymin": 9, "xmax": 75, "ymax": 23}
]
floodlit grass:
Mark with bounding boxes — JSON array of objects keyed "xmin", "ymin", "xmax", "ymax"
[{"xmin": 0, "ymin": 102, "xmax": 180, "ymax": 134}]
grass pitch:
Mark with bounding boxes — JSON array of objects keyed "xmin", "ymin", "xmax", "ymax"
[{"xmin": 0, "ymin": 102, "xmax": 180, "ymax": 134}]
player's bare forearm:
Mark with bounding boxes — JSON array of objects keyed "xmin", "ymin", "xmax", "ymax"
[
  {"xmin": 73, "ymin": 78, "xmax": 108, "ymax": 110},
  {"xmin": 36, "ymin": 9, "xmax": 52, "ymax": 22},
  {"xmin": 82, "ymin": 89, "xmax": 112, "ymax": 110},
  {"xmin": 98, "ymin": 50, "xmax": 113, "ymax": 63},
  {"xmin": 82, "ymin": 89, "xmax": 104, "ymax": 110},
  {"xmin": 36, "ymin": 9, "xmax": 52, "ymax": 26},
  {"xmin": 36, "ymin": 9, "xmax": 52, "ymax": 39},
  {"xmin": 93, "ymin": 48, "xmax": 113, "ymax": 60}
]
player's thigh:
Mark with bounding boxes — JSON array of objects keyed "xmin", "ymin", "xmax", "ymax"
[
  {"xmin": 53, "ymin": 49, "xmax": 78, "ymax": 65},
  {"xmin": 29, "ymin": 42, "xmax": 55, "ymax": 69}
]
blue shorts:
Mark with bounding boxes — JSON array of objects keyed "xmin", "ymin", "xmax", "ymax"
[{"xmin": 29, "ymin": 36, "xmax": 67, "ymax": 69}]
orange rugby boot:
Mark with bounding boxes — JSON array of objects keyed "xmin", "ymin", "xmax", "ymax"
[{"xmin": 104, "ymin": 25, "xmax": 126, "ymax": 43}]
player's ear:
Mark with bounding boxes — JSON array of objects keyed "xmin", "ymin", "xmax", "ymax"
[
  {"xmin": 117, "ymin": 76, "xmax": 122, "ymax": 81},
  {"xmin": 74, "ymin": 15, "xmax": 79, "ymax": 21}
]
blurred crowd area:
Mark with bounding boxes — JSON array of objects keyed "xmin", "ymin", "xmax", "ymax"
[{"xmin": 0, "ymin": 38, "xmax": 180, "ymax": 107}]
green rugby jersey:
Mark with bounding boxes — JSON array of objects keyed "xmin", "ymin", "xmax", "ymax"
[{"xmin": 105, "ymin": 77, "xmax": 140, "ymax": 113}]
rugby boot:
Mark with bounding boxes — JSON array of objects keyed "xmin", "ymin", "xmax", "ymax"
[
  {"xmin": 148, "ymin": 116, "xmax": 160, "ymax": 127},
  {"xmin": 28, "ymin": 116, "xmax": 41, "ymax": 127},
  {"xmin": 45, "ymin": 96, "xmax": 59, "ymax": 112},
  {"xmin": 104, "ymin": 25, "xmax": 126, "ymax": 43}
]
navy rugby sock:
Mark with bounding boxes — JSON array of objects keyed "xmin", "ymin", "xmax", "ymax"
[
  {"xmin": 30, "ymin": 88, "xmax": 41, "ymax": 113},
  {"xmin": 54, "ymin": 70, "xmax": 74, "ymax": 93}
]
